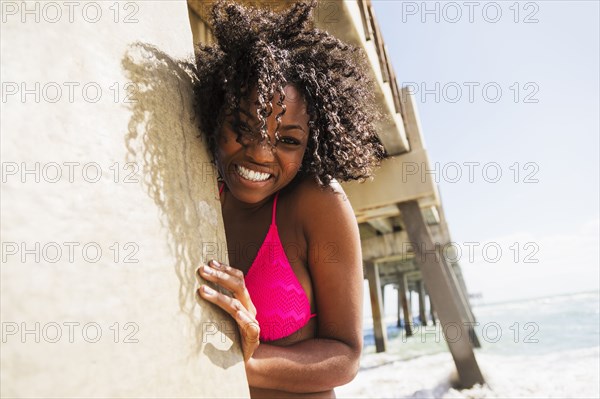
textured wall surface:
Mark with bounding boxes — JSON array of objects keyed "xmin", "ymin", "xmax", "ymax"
[{"xmin": 0, "ymin": 1, "xmax": 248, "ymax": 397}]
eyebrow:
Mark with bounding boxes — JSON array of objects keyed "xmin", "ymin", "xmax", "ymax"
[{"xmin": 237, "ymin": 108, "xmax": 307, "ymax": 134}]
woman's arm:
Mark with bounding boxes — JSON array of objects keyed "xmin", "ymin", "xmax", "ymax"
[
  {"xmin": 246, "ymin": 337, "xmax": 360, "ymax": 393},
  {"xmin": 245, "ymin": 179, "xmax": 364, "ymax": 393}
]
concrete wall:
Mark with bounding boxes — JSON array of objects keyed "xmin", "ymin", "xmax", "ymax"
[{"xmin": 0, "ymin": 1, "xmax": 248, "ymax": 397}]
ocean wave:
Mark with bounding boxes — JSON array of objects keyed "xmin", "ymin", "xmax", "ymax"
[
  {"xmin": 337, "ymin": 346, "xmax": 600, "ymax": 398},
  {"xmin": 472, "ymin": 291, "xmax": 600, "ymax": 312}
]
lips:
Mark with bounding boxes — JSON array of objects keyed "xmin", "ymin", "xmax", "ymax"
[{"xmin": 235, "ymin": 163, "xmax": 273, "ymax": 182}]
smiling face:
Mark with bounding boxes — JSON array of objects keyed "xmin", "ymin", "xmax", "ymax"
[{"xmin": 216, "ymin": 84, "xmax": 310, "ymax": 205}]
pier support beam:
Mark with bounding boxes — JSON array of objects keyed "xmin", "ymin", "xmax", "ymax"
[
  {"xmin": 432, "ymin": 204, "xmax": 482, "ymax": 349},
  {"xmin": 429, "ymin": 295, "xmax": 437, "ymax": 325},
  {"xmin": 417, "ymin": 280, "xmax": 427, "ymax": 325},
  {"xmin": 398, "ymin": 273, "xmax": 413, "ymax": 336},
  {"xmin": 366, "ymin": 261, "xmax": 387, "ymax": 353},
  {"xmin": 445, "ymin": 263, "xmax": 481, "ymax": 348},
  {"xmin": 396, "ymin": 285, "xmax": 402, "ymax": 327},
  {"xmin": 398, "ymin": 200, "xmax": 484, "ymax": 388}
]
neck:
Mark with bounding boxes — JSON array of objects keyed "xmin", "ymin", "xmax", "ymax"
[{"xmin": 220, "ymin": 186, "xmax": 274, "ymax": 215}]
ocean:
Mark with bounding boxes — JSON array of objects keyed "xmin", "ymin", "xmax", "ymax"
[{"xmin": 337, "ymin": 291, "xmax": 600, "ymax": 398}]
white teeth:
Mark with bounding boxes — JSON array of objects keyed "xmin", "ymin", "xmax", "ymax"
[{"xmin": 236, "ymin": 165, "xmax": 271, "ymax": 182}]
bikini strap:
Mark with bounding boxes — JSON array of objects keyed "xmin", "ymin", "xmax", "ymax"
[
  {"xmin": 219, "ymin": 182, "xmax": 225, "ymax": 195},
  {"xmin": 271, "ymin": 191, "xmax": 280, "ymax": 225}
]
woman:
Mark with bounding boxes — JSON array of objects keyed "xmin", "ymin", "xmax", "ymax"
[{"xmin": 193, "ymin": 1, "xmax": 385, "ymax": 397}]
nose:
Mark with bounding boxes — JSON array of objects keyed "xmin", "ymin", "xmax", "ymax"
[{"xmin": 244, "ymin": 133, "xmax": 277, "ymax": 164}]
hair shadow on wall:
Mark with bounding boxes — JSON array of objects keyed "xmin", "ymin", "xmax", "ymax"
[{"xmin": 121, "ymin": 42, "xmax": 240, "ymax": 368}]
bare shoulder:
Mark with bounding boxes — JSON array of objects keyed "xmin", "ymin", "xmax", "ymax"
[
  {"xmin": 287, "ymin": 175, "xmax": 358, "ymax": 243},
  {"xmin": 291, "ymin": 174, "xmax": 349, "ymax": 202}
]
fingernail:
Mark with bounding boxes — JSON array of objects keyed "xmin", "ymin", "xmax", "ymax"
[
  {"xmin": 202, "ymin": 285, "xmax": 215, "ymax": 295},
  {"xmin": 211, "ymin": 260, "xmax": 221, "ymax": 268},
  {"xmin": 202, "ymin": 265, "xmax": 213, "ymax": 275}
]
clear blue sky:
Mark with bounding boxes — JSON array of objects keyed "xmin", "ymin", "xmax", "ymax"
[{"xmin": 371, "ymin": 1, "xmax": 599, "ymax": 302}]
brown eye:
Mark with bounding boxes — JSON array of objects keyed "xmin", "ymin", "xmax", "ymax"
[
  {"xmin": 226, "ymin": 120, "xmax": 250, "ymax": 133},
  {"xmin": 278, "ymin": 136, "xmax": 300, "ymax": 145},
  {"xmin": 238, "ymin": 123, "xmax": 252, "ymax": 133}
]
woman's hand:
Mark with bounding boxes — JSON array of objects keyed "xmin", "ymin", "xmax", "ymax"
[{"xmin": 197, "ymin": 259, "xmax": 260, "ymax": 361}]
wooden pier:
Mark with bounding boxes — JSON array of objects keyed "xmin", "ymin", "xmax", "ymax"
[{"xmin": 334, "ymin": 1, "xmax": 485, "ymax": 387}]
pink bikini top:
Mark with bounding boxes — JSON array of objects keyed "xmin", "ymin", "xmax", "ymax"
[{"xmin": 219, "ymin": 183, "xmax": 317, "ymax": 342}]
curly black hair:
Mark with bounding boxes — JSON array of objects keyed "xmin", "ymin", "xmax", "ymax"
[{"xmin": 194, "ymin": 0, "xmax": 386, "ymax": 187}]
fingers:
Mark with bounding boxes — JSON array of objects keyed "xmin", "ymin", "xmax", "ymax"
[
  {"xmin": 197, "ymin": 284, "xmax": 241, "ymax": 318},
  {"xmin": 233, "ymin": 308, "xmax": 261, "ymax": 361},
  {"xmin": 234, "ymin": 308, "xmax": 261, "ymax": 344},
  {"xmin": 196, "ymin": 260, "xmax": 260, "ymax": 361},
  {"xmin": 197, "ymin": 284, "xmax": 260, "ymax": 349},
  {"xmin": 197, "ymin": 260, "xmax": 256, "ymax": 316}
]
